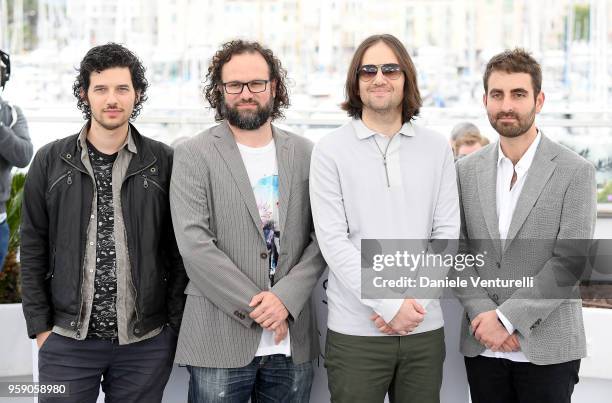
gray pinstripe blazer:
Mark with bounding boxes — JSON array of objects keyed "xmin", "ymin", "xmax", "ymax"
[
  {"xmin": 170, "ymin": 122, "xmax": 326, "ymax": 368},
  {"xmin": 453, "ymin": 133, "xmax": 596, "ymax": 365}
]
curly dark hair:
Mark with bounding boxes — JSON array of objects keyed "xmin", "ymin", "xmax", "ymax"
[
  {"xmin": 204, "ymin": 40, "xmax": 289, "ymax": 122},
  {"xmin": 73, "ymin": 43, "xmax": 148, "ymax": 120}
]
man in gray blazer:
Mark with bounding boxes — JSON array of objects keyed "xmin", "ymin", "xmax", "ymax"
[
  {"xmin": 453, "ymin": 48, "xmax": 596, "ymax": 403},
  {"xmin": 170, "ymin": 40, "xmax": 326, "ymax": 403}
]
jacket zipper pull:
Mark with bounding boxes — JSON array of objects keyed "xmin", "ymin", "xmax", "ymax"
[
  {"xmin": 142, "ymin": 174, "xmax": 149, "ymax": 189},
  {"xmin": 67, "ymin": 170, "xmax": 72, "ymax": 185}
]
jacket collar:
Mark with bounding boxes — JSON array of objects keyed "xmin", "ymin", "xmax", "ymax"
[
  {"xmin": 351, "ymin": 118, "xmax": 416, "ymax": 140},
  {"xmin": 60, "ymin": 122, "xmax": 156, "ymax": 175},
  {"xmin": 476, "ymin": 130, "xmax": 559, "ymax": 252},
  {"xmin": 212, "ymin": 121, "xmax": 294, "ymax": 242},
  {"xmin": 76, "ymin": 123, "xmax": 138, "ymax": 155}
]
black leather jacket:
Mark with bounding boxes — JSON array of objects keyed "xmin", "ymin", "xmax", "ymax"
[{"xmin": 20, "ymin": 124, "xmax": 187, "ymax": 338}]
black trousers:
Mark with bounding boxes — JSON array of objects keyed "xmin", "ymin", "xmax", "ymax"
[
  {"xmin": 465, "ymin": 355, "xmax": 580, "ymax": 403},
  {"xmin": 38, "ymin": 327, "xmax": 178, "ymax": 403}
]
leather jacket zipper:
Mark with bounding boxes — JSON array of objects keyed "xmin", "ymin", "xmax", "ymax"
[
  {"xmin": 141, "ymin": 174, "xmax": 166, "ymax": 193},
  {"xmin": 121, "ymin": 158, "xmax": 158, "ymax": 331},
  {"xmin": 60, "ymin": 154, "xmax": 92, "ymax": 332},
  {"xmin": 45, "ymin": 246, "xmax": 57, "ymax": 280},
  {"xmin": 48, "ymin": 170, "xmax": 72, "ymax": 192}
]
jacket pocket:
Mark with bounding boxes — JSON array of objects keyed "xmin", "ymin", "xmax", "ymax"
[
  {"xmin": 47, "ymin": 170, "xmax": 72, "ymax": 193},
  {"xmin": 141, "ymin": 173, "xmax": 167, "ymax": 194}
]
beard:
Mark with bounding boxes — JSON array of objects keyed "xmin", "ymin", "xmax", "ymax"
[
  {"xmin": 221, "ymin": 98, "xmax": 273, "ymax": 130},
  {"xmin": 362, "ymin": 88, "xmax": 401, "ymax": 115},
  {"xmin": 91, "ymin": 109, "xmax": 129, "ymax": 131},
  {"xmin": 365, "ymin": 101, "xmax": 397, "ymax": 115},
  {"xmin": 488, "ymin": 106, "xmax": 536, "ymax": 138}
]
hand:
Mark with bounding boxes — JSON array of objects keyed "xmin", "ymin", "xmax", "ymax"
[
  {"xmin": 273, "ymin": 320, "xmax": 289, "ymax": 345},
  {"xmin": 36, "ymin": 331, "xmax": 52, "ymax": 349},
  {"xmin": 370, "ymin": 313, "xmax": 397, "ymax": 335},
  {"xmin": 388, "ymin": 299, "xmax": 426, "ymax": 335},
  {"xmin": 249, "ymin": 291, "xmax": 289, "ymax": 329},
  {"xmin": 471, "ymin": 310, "xmax": 511, "ymax": 351},
  {"xmin": 494, "ymin": 333, "xmax": 521, "ymax": 353}
]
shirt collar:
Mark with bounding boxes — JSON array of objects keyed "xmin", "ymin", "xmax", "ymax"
[
  {"xmin": 77, "ymin": 123, "xmax": 138, "ymax": 154},
  {"xmin": 351, "ymin": 118, "xmax": 415, "ymax": 140},
  {"xmin": 497, "ymin": 130, "xmax": 541, "ymax": 172}
]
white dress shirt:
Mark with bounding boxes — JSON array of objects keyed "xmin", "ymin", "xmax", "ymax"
[{"xmin": 481, "ymin": 132, "xmax": 541, "ymax": 362}]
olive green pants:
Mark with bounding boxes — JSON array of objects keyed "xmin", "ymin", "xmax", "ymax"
[{"xmin": 325, "ymin": 327, "xmax": 445, "ymax": 403}]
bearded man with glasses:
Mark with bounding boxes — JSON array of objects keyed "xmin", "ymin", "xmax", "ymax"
[
  {"xmin": 169, "ymin": 39, "xmax": 326, "ymax": 403},
  {"xmin": 310, "ymin": 34, "xmax": 459, "ymax": 403}
]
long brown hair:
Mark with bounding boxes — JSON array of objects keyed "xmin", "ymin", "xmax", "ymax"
[{"xmin": 341, "ymin": 34, "xmax": 421, "ymax": 123}]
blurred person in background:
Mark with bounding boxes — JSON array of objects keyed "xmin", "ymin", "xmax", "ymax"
[
  {"xmin": 451, "ymin": 121, "xmax": 490, "ymax": 159},
  {"xmin": 0, "ymin": 49, "xmax": 33, "ymax": 272},
  {"xmin": 450, "ymin": 121, "xmax": 479, "ymax": 149}
]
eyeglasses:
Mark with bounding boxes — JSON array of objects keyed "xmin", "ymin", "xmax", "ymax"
[
  {"xmin": 357, "ymin": 64, "xmax": 403, "ymax": 82},
  {"xmin": 222, "ymin": 80, "xmax": 269, "ymax": 94}
]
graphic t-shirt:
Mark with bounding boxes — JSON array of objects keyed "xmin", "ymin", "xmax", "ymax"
[{"xmin": 237, "ymin": 139, "xmax": 290, "ymax": 357}]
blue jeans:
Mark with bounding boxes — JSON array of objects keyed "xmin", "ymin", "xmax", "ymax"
[
  {"xmin": 0, "ymin": 220, "xmax": 9, "ymax": 272},
  {"xmin": 187, "ymin": 355, "xmax": 313, "ymax": 403}
]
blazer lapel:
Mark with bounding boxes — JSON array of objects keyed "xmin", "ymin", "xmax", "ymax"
[
  {"xmin": 476, "ymin": 145, "xmax": 502, "ymax": 256},
  {"xmin": 274, "ymin": 126, "xmax": 293, "ymax": 237},
  {"xmin": 212, "ymin": 122, "xmax": 265, "ymax": 243},
  {"xmin": 505, "ymin": 134, "xmax": 557, "ymax": 243}
]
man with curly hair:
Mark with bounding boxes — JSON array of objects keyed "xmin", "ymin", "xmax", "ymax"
[
  {"xmin": 20, "ymin": 43, "xmax": 187, "ymax": 403},
  {"xmin": 170, "ymin": 39, "xmax": 326, "ymax": 402}
]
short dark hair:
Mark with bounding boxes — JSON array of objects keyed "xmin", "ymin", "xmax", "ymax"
[
  {"xmin": 204, "ymin": 40, "xmax": 289, "ymax": 122},
  {"xmin": 483, "ymin": 48, "xmax": 542, "ymax": 98},
  {"xmin": 341, "ymin": 34, "xmax": 421, "ymax": 123},
  {"xmin": 73, "ymin": 43, "xmax": 149, "ymax": 120}
]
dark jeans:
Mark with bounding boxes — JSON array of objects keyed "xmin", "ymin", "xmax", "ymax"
[
  {"xmin": 0, "ymin": 220, "xmax": 9, "ymax": 271},
  {"xmin": 187, "ymin": 355, "xmax": 313, "ymax": 403},
  {"xmin": 38, "ymin": 326, "xmax": 177, "ymax": 403},
  {"xmin": 465, "ymin": 355, "xmax": 581, "ymax": 403},
  {"xmin": 325, "ymin": 327, "xmax": 445, "ymax": 403}
]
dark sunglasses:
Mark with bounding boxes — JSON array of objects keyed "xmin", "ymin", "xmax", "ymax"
[{"xmin": 357, "ymin": 63, "xmax": 403, "ymax": 81}]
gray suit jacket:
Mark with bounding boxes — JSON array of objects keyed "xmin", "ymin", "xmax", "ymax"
[
  {"xmin": 170, "ymin": 121, "xmax": 326, "ymax": 368},
  {"xmin": 453, "ymin": 133, "xmax": 596, "ymax": 365}
]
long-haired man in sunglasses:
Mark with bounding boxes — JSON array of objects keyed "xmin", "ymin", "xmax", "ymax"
[{"xmin": 310, "ymin": 34, "xmax": 459, "ymax": 403}]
